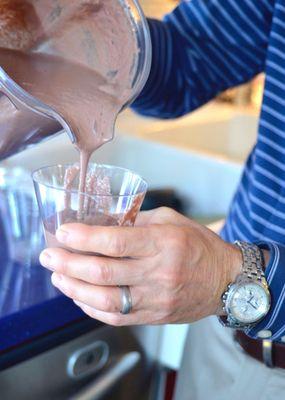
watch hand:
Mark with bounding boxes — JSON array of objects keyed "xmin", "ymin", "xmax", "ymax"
[
  {"xmin": 249, "ymin": 300, "xmax": 258, "ymax": 310},
  {"xmin": 247, "ymin": 295, "xmax": 254, "ymax": 304}
]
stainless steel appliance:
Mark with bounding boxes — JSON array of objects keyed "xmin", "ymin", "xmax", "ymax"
[{"xmin": 0, "ymin": 325, "xmax": 154, "ymax": 400}]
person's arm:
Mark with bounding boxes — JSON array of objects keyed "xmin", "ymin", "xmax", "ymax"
[
  {"xmin": 132, "ymin": 0, "xmax": 273, "ymax": 118},
  {"xmin": 246, "ymin": 242, "xmax": 285, "ymax": 341}
]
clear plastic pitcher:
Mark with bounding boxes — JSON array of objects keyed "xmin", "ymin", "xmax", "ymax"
[{"xmin": 0, "ymin": 0, "xmax": 151, "ymax": 159}]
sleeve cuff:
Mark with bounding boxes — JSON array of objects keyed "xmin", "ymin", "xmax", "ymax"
[{"xmin": 246, "ymin": 241, "xmax": 285, "ymax": 342}]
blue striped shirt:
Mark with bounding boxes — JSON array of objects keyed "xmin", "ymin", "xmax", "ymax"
[{"xmin": 132, "ymin": 0, "xmax": 285, "ymax": 341}]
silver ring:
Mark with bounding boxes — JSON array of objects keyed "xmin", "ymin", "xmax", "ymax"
[{"xmin": 119, "ymin": 286, "xmax": 132, "ymax": 315}]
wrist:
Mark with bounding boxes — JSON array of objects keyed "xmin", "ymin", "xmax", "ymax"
[
  {"xmin": 215, "ymin": 244, "xmax": 243, "ymax": 316},
  {"xmin": 228, "ymin": 243, "xmax": 243, "ymax": 281},
  {"xmin": 218, "ymin": 242, "xmax": 271, "ymax": 328}
]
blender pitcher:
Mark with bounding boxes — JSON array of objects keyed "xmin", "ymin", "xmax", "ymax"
[{"xmin": 0, "ymin": 0, "xmax": 151, "ymax": 159}]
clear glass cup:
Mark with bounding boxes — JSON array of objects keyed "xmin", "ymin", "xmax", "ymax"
[{"xmin": 32, "ymin": 163, "xmax": 148, "ymax": 250}]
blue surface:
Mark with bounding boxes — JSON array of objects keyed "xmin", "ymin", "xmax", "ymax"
[
  {"xmin": 0, "ymin": 258, "xmax": 86, "ymax": 354},
  {"xmin": 0, "ymin": 186, "xmax": 99, "ymax": 358}
]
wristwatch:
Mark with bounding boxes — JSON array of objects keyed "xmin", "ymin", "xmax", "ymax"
[{"xmin": 219, "ymin": 241, "xmax": 271, "ymax": 329}]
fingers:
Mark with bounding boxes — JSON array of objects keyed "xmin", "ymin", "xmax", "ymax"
[
  {"xmin": 73, "ymin": 300, "xmax": 169, "ymax": 326},
  {"xmin": 51, "ymin": 272, "xmax": 139, "ymax": 313},
  {"xmin": 55, "ymin": 223, "xmax": 159, "ymax": 257},
  {"xmin": 40, "ymin": 247, "xmax": 144, "ymax": 286},
  {"xmin": 73, "ymin": 301, "xmax": 140, "ymax": 326}
]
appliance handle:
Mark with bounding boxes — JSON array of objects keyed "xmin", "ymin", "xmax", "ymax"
[{"xmin": 70, "ymin": 351, "xmax": 141, "ymax": 400}]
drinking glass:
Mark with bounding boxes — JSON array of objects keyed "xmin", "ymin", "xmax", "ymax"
[{"xmin": 32, "ymin": 163, "xmax": 148, "ymax": 250}]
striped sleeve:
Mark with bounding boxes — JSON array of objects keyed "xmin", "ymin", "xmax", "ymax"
[
  {"xmin": 132, "ymin": 0, "xmax": 273, "ymax": 118},
  {"xmin": 247, "ymin": 242, "xmax": 285, "ymax": 341}
]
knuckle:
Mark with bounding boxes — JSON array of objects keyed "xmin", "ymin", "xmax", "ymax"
[
  {"xmin": 52, "ymin": 252, "xmax": 68, "ymax": 275},
  {"xmin": 109, "ymin": 235, "xmax": 127, "ymax": 256},
  {"xmin": 158, "ymin": 206, "xmax": 176, "ymax": 218},
  {"xmin": 101, "ymin": 294, "xmax": 115, "ymax": 312},
  {"xmin": 96, "ymin": 260, "xmax": 113, "ymax": 284},
  {"xmin": 77, "ymin": 225, "xmax": 91, "ymax": 246},
  {"xmin": 59, "ymin": 256, "xmax": 69, "ymax": 275}
]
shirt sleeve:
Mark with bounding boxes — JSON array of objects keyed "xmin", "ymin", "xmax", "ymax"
[
  {"xmin": 246, "ymin": 242, "xmax": 285, "ymax": 342},
  {"xmin": 132, "ymin": 0, "xmax": 273, "ymax": 118}
]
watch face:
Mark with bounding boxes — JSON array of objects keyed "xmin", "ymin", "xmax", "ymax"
[{"xmin": 228, "ymin": 282, "xmax": 270, "ymax": 324}]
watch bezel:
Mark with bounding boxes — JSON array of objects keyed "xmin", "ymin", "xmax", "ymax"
[{"xmin": 225, "ymin": 280, "xmax": 271, "ymax": 325}]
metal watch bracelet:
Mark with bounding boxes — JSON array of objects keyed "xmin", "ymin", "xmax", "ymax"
[
  {"xmin": 219, "ymin": 241, "xmax": 267, "ymax": 329},
  {"xmin": 234, "ymin": 241, "xmax": 266, "ymax": 283}
]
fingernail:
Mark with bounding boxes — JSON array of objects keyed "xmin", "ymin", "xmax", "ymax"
[
  {"xmin": 51, "ymin": 272, "xmax": 63, "ymax": 287},
  {"xmin": 39, "ymin": 251, "xmax": 52, "ymax": 268},
  {"xmin": 56, "ymin": 228, "xmax": 69, "ymax": 243}
]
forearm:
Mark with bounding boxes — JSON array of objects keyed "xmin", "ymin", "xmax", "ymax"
[{"xmin": 132, "ymin": 17, "xmax": 225, "ymax": 119}]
